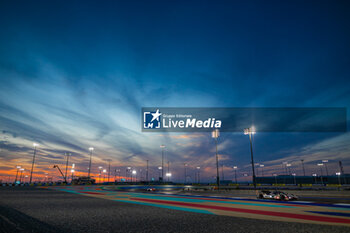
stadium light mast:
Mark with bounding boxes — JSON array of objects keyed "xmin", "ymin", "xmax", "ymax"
[
  {"xmin": 19, "ymin": 168, "xmax": 25, "ymax": 183},
  {"xmin": 301, "ymin": 159, "xmax": 306, "ymax": 176},
  {"xmin": 317, "ymin": 163, "xmax": 324, "ymax": 185},
  {"xmin": 64, "ymin": 152, "xmax": 71, "ymax": 183},
  {"xmin": 233, "ymin": 166, "xmax": 238, "ymax": 184},
  {"xmin": 88, "ymin": 147, "xmax": 94, "ymax": 178},
  {"xmin": 132, "ymin": 170, "xmax": 137, "ymax": 182},
  {"xmin": 184, "ymin": 163, "xmax": 188, "ymax": 183},
  {"xmin": 146, "ymin": 160, "xmax": 149, "ymax": 182},
  {"xmin": 244, "ymin": 127, "xmax": 256, "ymax": 189},
  {"xmin": 15, "ymin": 165, "xmax": 21, "ymax": 183},
  {"xmin": 160, "ymin": 145, "xmax": 165, "ymax": 183},
  {"xmin": 322, "ymin": 160, "xmax": 329, "ymax": 176},
  {"xmin": 286, "ymin": 163, "xmax": 292, "ymax": 175},
  {"xmin": 212, "ymin": 129, "xmax": 220, "ymax": 188},
  {"xmin": 107, "ymin": 159, "xmax": 111, "ymax": 182},
  {"xmin": 260, "ymin": 164, "xmax": 265, "ymax": 177},
  {"xmin": 29, "ymin": 143, "xmax": 38, "ymax": 184}
]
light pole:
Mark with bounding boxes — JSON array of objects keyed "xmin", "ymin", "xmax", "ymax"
[
  {"xmin": 273, "ymin": 174, "xmax": 278, "ymax": 186},
  {"xmin": 317, "ymin": 163, "xmax": 324, "ymax": 185},
  {"xmin": 260, "ymin": 164, "xmax": 264, "ymax": 177},
  {"xmin": 292, "ymin": 173, "xmax": 296, "ymax": 185},
  {"xmin": 146, "ymin": 160, "xmax": 149, "ymax": 182},
  {"xmin": 196, "ymin": 167, "xmax": 201, "ymax": 183},
  {"xmin": 107, "ymin": 159, "xmax": 111, "ymax": 183},
  {"xmin": 44, "ymin": 173, "xmax": 48, "ymax": 183},
  {"xmin": 71, "ymin": 169, "xmax": 75, "ymax": 183},
  {"xmin": 103, "ymin": 169, "xmax": 107, "ymax": 183},
  {"xmin": 64, "ymin": 152, "xmax": 71, "ymax": 183},
  {"xmin": 244, "ymin": 127, "xmax": 256, "ymax": 189},
  {"xmin": 286, "ymin": 163, "xmax": 292, "ymax": 176},
  {"xmin": 88, "ymin": 147, "xmax": 94, "ymax": 178},
  {"xmin": 15, "ymin": 165, "xmax": 21, "ymax": 183},
  {"xmin": 255, "ymin": 163, "xmax": 260, "ymax": 176},
  {"xmin": 115, "ymin": 169, "xmax": 120, "ymax": 182},
  {"xmin": 166, "ymin": 172, "xmax": 172, "ymax": 181},
  {"xmin": 322, "ymin": 160, "xmax": 329, "ymax": 176},
  {"xmin": 221, "ymin": 164, "xmax": 225, "ymax": 181},
  {"xmin": 132, "ymin": 170, "xmax": 136, "ymax": 182},
  {"xmin": 339, "ymin": 161, "xmax": 346, "ymax": 184},
  {"xmin": 184, "ymin": 163, "xmax": 187, "ymax": 183},
  {"xmin": 233, "ymin": 166, "xmax": 238, "ymax": 184},
  {"xmin": 282, "ymin": 162, "xmax": 288, "ymax": 175},
  {"xmin": 125, "ymin": 167, "xmax": 130, "ymax": 182},
  {"xmin": 212, "ymin": 129, "xmax": 220, "ymax": 188},
  {"xmin": 19, "ymin": 168, "xmax": 25, "ymax": 183},
  {"xmin": 99, "ymin": 166, "xmax": 103, "ymax": 184},
  {"xmin": 336, "ymin": 172, "xmax": 341, "ymax": 185},
  {"xmin": 167, "ymin": 161, "xmax": 170, "ymax": 182},
  {"xmin": 160, "ymin": 145, "xmax": 165, "ymax": 183},
  {"xmin": 29, "ymin": 143, "xmax": 38, "ymax": 184},
  {"xmin": 312, "ymin": 173, "xmax": 317, "ymax": 184},
  {"xmin": 158, "ymin": 166, "xmax": 162, "ymax": 182},
  {"xmin": 301, "ymin": 159, "xmax": 306, "ymax": 176}
]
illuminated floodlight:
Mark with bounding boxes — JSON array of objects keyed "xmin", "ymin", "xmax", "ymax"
[
  {"xmin": 103, "ymin": 169, "xmax": 107, "ymax": 173},
  {"xmin": 132, "ymin": 170, "xmax": 136, "ymax": 174},
  {"xmin": 16, "ymin": 165, "xmax": 21, "ymax": 169},
  {"xmin": 322, "ymin": 160, "xmax": 328, "ymax": 163},
  {"xmin": 212, "ymin": 129, "xmax": 220, "ymax": 138},
  {"xmin": 33, "ymin": 143, "xmax": 39, "ymax": 147},
  {"xmin": 158, "ymin": 166, "xmax": 162, "ymax": 170},
  {"xmin": 260, "ymin": 164, "xmax": 264, "ymax": 167},
  {"xmin": 312, "ymin": 173, "xmax": 317, "ymax": 176},
  {"xmin": 160, "ymin": 145, "xmax": 165, "ymax": 148},
  {"xmin": 273, "ymin": 174, "xmax": 277, "ymax": 176},
  {"xmin": 98, "ymin": 166, "xmax": 103, "ymax": 169},
  {"xmin": 286, "ymin": 164, "xmax": 291, "ymax": 167},
  {"xmin": 20, "ymin": 168, "xmax": 24, "ymax": 171},
  {"xmin": 166, "ymin": 172, "xmax": 172, "ymax": 177},
  {"xmin": 71, "ymin": 169, "xmax": 75, "ymax": 173},
  {"xmin": 244, "ymin": 127, "xmax": 256, "ymax": 135},
  {"xmin": 317, "ymin": 163, "xmax": 323, "ymax": 166},
  {"xmin": 233, "ymin": 166, "xmax": 237, "ymax": 169},
  {"xmin": 292, "ymin": 173, "xmax": 296, "ymax": 176},
  {"xmin": 89, "ymin": 147, "xmax": 94, "ymax": 151},
  {"xmin": 72, "ymin": 163, "xmax": 75, "ymax": 168},
  {"xmin": 196, "ymin": 167, "xmax": 200, "ymax": 170},
  {"xmin": 336, "ymin": 172, "xmax": 341, "ymax": 176}
]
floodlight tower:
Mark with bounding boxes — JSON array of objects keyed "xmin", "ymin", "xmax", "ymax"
[
  {"xmin": 160, "ymin": 145, "xmax": 165, "ymax": 182},
  {"xmin": 88, "ymin": 147, "xmax": 94, "ymax": 178},
  {"xmin": 29, "ymin": 143, "xmax": 39, "ymax": 184},
  {"xmin": 212, "ymin": 129, "xmax": 220, "ymax": 188},
  {"xmin": 244, "ymin": 127, "xmax": 256, "ymax": 189}
]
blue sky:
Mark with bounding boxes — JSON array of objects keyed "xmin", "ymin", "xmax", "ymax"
[{"xmin": 0, "ymin": 0, "xmax": 350, "ymax": 182}]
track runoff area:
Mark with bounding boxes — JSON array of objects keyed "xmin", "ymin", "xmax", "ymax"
[{"xmin": 46, "ymin": 186, "xmax": 350, "ymax": 227}]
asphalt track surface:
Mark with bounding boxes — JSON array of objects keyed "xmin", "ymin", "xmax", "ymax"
[{"xmin": 0, "ymin": 187, "xmax": 350, "ymax": 233}]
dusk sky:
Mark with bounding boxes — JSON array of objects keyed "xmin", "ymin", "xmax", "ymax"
[{"xmin": 1, "ymin": 0, "xmax": 350, "ymax": 182}]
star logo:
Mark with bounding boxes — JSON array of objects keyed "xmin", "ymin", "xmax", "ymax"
[{"xmin": 151, "ymin": 109, "xmax": 162, "ymax": 122}]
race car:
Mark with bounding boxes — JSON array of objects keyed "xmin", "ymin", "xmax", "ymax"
[
  {"xmin": 258, "ymin": 190, "xmax": 298, "ymax": 201},
  {"xmin": 146, "ymin": 188, "xmax": 156, "ymax": 192}
]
